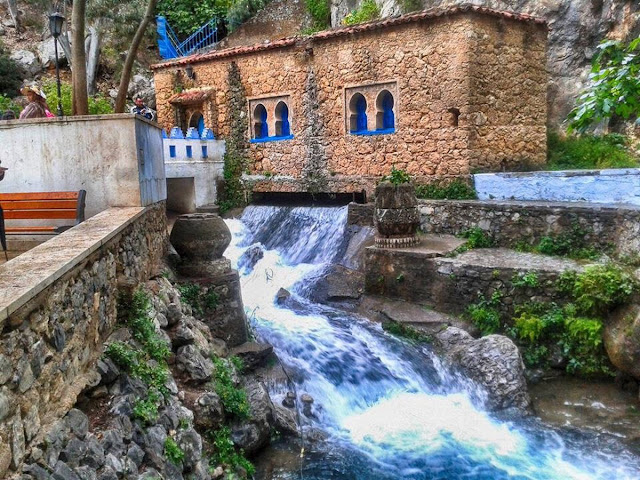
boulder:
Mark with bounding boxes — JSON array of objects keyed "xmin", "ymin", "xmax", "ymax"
[
  {"xmin": 230, "ymin": 380, "xmax": 274, "ymax": 454},
  {"xmin": 37, "ymin": 37, "xmax": 67, "ymax": 68},
  {"xmin": 176, "ymin": 345, "xmax": 214, "ymax": 383},
  {"xmin": 435, "ymin": 328, "xmax": 531, "ymax": 412},
  {"xmin": 308, "ymin": 264, "xmax": 364, "ymax": 304},
  {"xmin": 10, "ymin": 50, "xmax": 41, "ymax": 76},
  {"xmin": 127, "ymin": 74, "xmax": 155, "ymax": 109},
  {"xmin": 229, "ymin": 342, "xmax": 274, "ymax": 371},
  {"xmin": 176, "ymin": 428, "xmax": 202, "ymax": 471},
  {"xmin": 604, "ymin": 304, "xmax": 640, "ymax": 379},
  {"xmin": 238, "ymin": 245, "xmax": 264, "ymax": 272},
  {"xmin": 193, "ymin": 392, "xmax": 225, "ymax": 430}
]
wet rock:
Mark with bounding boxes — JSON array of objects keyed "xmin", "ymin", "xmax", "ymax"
[
  {"xmin": 193, "ymin": 392, "xmax": 225, "ymax": 430},
  {"xmin": 273, "ymin": 404, "xmax": 299, "ymax": 435},
  {"xmin": 282, "ymin": 391, "xmax": 296, "ymax": 408},
  {"xmin": 604, "ymin": 304, "xmax": 640, "ymax": 379},
  {"xmin": 176, "ymin": 345, "xmax": 214, "ymax": 383},
  {"xmin": 230, "ymin": 342, "xmax": 274, "ymax": 371},
  {"xmin": 308, "ymin": 264, "xmax": 364, "ymax": 304},
  {"xmin": 445, "ymin": 332, "xmax": 531, "ymax": 412},
  {"xmin": 238, "ymin": 245, "xmax": 264, "ymax": 272},
  {"xmin": 275, "ymin": 288, "xmax": 290, "ymax": 305},
  {"xmin": 301, "ymin": 394, "xmax": 314, "ymax": 417}
]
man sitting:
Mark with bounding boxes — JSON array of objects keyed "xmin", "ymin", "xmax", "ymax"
[{"xmin": 130, "ymin": 97, "xmax": 155, "ymax": 121}]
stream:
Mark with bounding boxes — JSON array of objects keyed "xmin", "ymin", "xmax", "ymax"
[{"xmin": 224, "ymin": 205, "xmax": 640, "ymax": 480}]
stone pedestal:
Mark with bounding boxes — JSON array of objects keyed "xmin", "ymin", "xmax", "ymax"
[
  {"xmin": 170, "ymin": 213, "xmax": 248, "ymax": 346},
  {"xmin": 374, "ymin": 182, "xmax": 420, "ymax": 248}
]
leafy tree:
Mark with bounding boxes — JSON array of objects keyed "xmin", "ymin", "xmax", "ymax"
[
  {"xmin": 568, "ymin": 36, "xmax": 640, "ymax": 133},
  {"xmin": 157, "ymin": 0, "xmax": 231, "ymax": 37},
  {"xmin": 0, "ymin": 44, "xmax": 22, "ymax": 98}
]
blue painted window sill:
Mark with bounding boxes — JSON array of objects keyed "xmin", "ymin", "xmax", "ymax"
[
  {"xmin": 350, "ymin": 128, "xmax": 396, "ymax": 136},
  {"xmin": 251, "ymin": 135, "xmax": 294, "ymax": 143}
]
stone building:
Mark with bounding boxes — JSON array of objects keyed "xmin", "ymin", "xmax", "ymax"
[{"xmin": 152, "ymin": 6, "xmax": 547, "ymax": 199}]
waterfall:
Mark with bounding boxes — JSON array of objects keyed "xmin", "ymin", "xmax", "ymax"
[{"xmin": 225, "ymin": 205, "xmax": 640, "ymax": 480}]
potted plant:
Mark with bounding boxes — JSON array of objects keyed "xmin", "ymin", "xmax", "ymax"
[{"xmin": 374, "ymin": 167, "xmax": 420, "ymax": 248}]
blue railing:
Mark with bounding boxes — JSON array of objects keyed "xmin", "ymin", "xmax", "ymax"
[{"xmin": 157, "ymin": 16, "xmax": 218, "ymax": 60}]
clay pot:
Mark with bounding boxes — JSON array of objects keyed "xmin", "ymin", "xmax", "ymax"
[
  {"xmin": 170, "ymin": 213, "xmax": 231, "ymax": 261},
  {"xmin": 374, "ymin": 182, "xmax": 420, "ymax": 241}
]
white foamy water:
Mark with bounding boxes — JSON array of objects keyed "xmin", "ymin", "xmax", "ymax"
[{"xmin": 225, "ymin": 205, "xmax": 640, "ymax": 480}]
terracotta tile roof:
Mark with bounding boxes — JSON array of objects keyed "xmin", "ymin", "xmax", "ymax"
[
  {"xmin": 151, "ymin": 5, "xmax": 547, "ymax": 70},
  {"xmin": 168, "ymin": 89, "xmax": 214, "ymax": 105}
]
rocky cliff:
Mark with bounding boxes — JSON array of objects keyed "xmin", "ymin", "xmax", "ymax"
[{"xmin": 331, "ymin": 0, "xmax": 640, "ymax": 127}]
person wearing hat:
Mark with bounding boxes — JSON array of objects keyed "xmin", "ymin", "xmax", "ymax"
[{"xmin": 19, "ymin": 85, "xmax": 53, "ymax": 119}]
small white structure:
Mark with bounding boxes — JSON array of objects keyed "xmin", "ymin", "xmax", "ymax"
[
  {"xmin": 474, "ymin": 169, "xmax": 640, "ymax": 206},
  {"xmin": 163, "ymin": 126, "xmax": 225, "ymax": 213}
]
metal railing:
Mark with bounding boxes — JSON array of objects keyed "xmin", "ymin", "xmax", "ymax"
[{"xmin": 157, "ymin": 16, "xmax": 218, "ymax": 60}]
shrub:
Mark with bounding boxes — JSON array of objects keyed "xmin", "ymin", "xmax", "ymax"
[
  {"xmin": 415, "ymin": 180, "xmax": 477, "ymax": 200},
  {"xmin": 558, "ymin": 264, "xmax": 636, "ymax": 316},
  {"xmin": 466, "ymin": 292, "xmax": 502, "ymax": 335},
  {"xmin": 381, "ymin": 166, "xmax": 411, "ymax": 185},
  {"xmin": 0, "ymin": 44, "xmax": 22, "ymax": 98},
  {"xmin": 460, "ymin": 227, "xmax": 494, "ymax": 249},
  {"xmin": 0, "ymin": 94, "xmax": 21, "ymax": 115},
  {"xmin": 177, "ymin": 283, "xmax": 219, "ymax": 316},
  {"xmin": 212, "ymin": 357, "xmax": 250, "ymax": 419},
  {"xmin": 512, "ymin": 272, "xmax": 540, "ymax": 289},
  {"xmin": 208, "ymin": 426, "xmax": 255, "ymax": 475},
  {"xmin": 547, "ymin": 131, "xmax": 639, "ymax": 170},
  {"xmin": 343, "ymin": 0, "xmax": 380, "ymax": 25},
  {"xmin": 41, "ymin": 80, "xmax": 114, "ymax": 116},
  {"xmin": 164, "ymin": 437, "xmax": 185, "ymax": 465},
  {"xmin": 561, "ymin": 317, "xmax": 612, "ymax": 376},
  {"xmin": 305, "ymin": 0, "xmax": 331, "ymax": 30}
]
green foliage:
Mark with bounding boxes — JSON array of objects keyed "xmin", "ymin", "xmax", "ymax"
[
  {"xmin": 547, "ymin": 131, "xmax": 639, "ymax": 170},
  {"xmin": 208, "ymin": 426, "xmax": 255, "ymax": 475},
  {"xmin": 561, "ymin": 317, "xmax": 612, "ymax": 376},
  {"xmin": 41, "ymin": 81, "xmax": 114, "ymax": 116},
  {"xmin": 157, "ymin": 0, "xmax": 230, "ymax": 37},
  {"xmin": 127, "ymin": 290, "xmax": 171, "ymax": 362},
  {"xmin": 218, "ymin": 63, "xmax": 250, "ymax": 213},
  {"xmin": 512, "ymin": 272, "xmax": 539, "ymax": 289},
  {"xmin": 0, "ymin": 94, "xmax": 21, "ymax": 115},
  {"xmin": 164, "ymin": 437, "xmax": 185, "ymax": 465},
  {"xmin": 177, "ymin": 283, "xmax": 219, "ymax": 316},
  {"xmin": 514, "ymin": 223, "xmax": 601, "ymax": 260},
  {"xmin": 558, "ymin": 264, "xmax": 636, "ymax": 316},
  {"xmin": 382, "ymin": 320, "xmax": 432, "ymax": 343},
  {"xmin": 230, "ymin": 356, "xmax": 244, "ymax": 373},
  {"xmin": 460, "ymin": 228, "xmax": 494, "ymax": 249},
  {"xmin": 133, "ymin": 390, "xmax": 163, "ymax": 425},
  {"xmin": 568, "ymin": 36, "xmax": 640, "ymax": 133},
  {"xmin": 400, "ymin": 0, "xmax": 423, "ymax": 14},
  {"xmin": 227, "ymin": 0, "xmax": 271, "ymax": 31},
  {"xmin": 343, "ymin": 0, "xmax": 380, "ymax": 25},
  {"xmin": 381, "ymin": 166, "xmax": 411, "ymax": 185},
  {"xmin": 415, "ymin": 180, "xmax": 477, "ymax": 200},
  {"xmin": 212, "ymin": 358, "xmax": 251, "ymax": 419},
  {"xmin": 466, "ymin": 292, "xmax": 502, "ymax": 335},
  {"xmin": 305, "ymin": 0, "xmax": 331, "ymax": 30},
  {"xmin": 0, "ymin": 45, "xmax": 22, "ymax": 98}
]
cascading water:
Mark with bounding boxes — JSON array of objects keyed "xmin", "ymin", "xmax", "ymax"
[{"xmin": 225, "ymin": 205, "xmax": 640, "ymax": 480}]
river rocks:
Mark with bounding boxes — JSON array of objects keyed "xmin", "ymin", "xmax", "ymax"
[
  {"xmin": 230, "ymin": 342, "xmax": 274, "ymax": 371},
  {"xmin": 604, "ymin": 304, "xmax": 640, "ymax": 379},
  {"xmin": 238, "ymin": 245, "xmax": 264, "ymax": 272},
  {"xmin": 308, "ymin": 264, "xmax": 364, "ymax": 305},
  {"xmin": 435, "ymin": 327, "xmax": 531, "ymax": 412}
]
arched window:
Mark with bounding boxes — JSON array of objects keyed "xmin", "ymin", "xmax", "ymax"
[
  {"xmin": 253, "ymin": 104, "xmax": 268, "ymax": 139},
  {"xmin": 275, "ymin": 101, "xmax": 290, "ymax": 137},
  {"xmin": 189, "ymin": 111, "xmax": 205, "ymax": 136},
  {"xmin": 376, "ymin": 90, "xmax": 395, "ymax": 131},
  {"xmin": 349, "ymin": 93, "xmax": 368, "ymax": 133}
]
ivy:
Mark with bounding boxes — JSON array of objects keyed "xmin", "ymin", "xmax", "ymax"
[{"xmin": 568, "ymin": 36, "xmax": 640, "ymax": 133}]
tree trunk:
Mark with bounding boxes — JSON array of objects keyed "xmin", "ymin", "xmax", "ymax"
[
  {"xmin": 86, "ymin": 26, "xmax": 101, "ymax": 96},
  {"xmin": 5, "ymin": 0, "xmax": 21, "ymax": 33},
  {"xmin": 115, "ymin": 0, "xmax": 158, "ymax": 113},
  {"xmin": 71, "ymin": 0, "xmax": 89, "ymax": 115}
]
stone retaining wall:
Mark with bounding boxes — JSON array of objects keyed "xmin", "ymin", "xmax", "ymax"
[
  {"xmin": 419, "ymin": 200, "xmax": 640, "ymax": 257},
  {"xmin": 0, "ymin": 203, "xmax": 167, "ymax": 477}
]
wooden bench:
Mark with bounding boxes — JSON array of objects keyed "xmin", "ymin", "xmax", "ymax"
[{"xmin": 0, "ymin": 190, "xmax": 86, "ymax": 235}]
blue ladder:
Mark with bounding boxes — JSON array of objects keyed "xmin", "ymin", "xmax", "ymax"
[{"xmin": 157, "ymin": 16, "xmax": 219, "ymax": 60}]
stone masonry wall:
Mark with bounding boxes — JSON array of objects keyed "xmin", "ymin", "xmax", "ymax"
[
  {"xmin": 419, "ymin": 200, "xmax": 640, "ymax": 257},
  {"xmin": 0, "ymin": 203, "xmax": 166, "ymax": 477},
  {"xmin": 153, "ymin": 10, "xmax": 547, "ymax": 197}
]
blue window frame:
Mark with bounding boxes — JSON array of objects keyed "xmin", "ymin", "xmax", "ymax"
[
  {"xmin": 275, "ymin": 101, "xmax": 290, "ymax": 137},
  {"xmin": 253, "ymin": 104, "xmax": 268, "ymax": 139},
  {"xmin": 169, "ymin": 145, "xmax": 176, "ymax": 158},
  {"xmin": 349, "ymin": 93, "xmax": 368, "ymax": 134},
  {"xmin": 186, "ymin": 145, "xmax": 192, "ymax": 158}
]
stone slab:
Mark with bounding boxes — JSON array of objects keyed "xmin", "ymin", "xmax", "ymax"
[
  {"xmin": 0, "ymin": 207, "xmax": 145, "ymax": 324},
  {"xmin": 436, "ymin": 248, "xmax": 583, "ymax": 273}
]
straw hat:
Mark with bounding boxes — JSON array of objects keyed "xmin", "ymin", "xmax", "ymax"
[{"xmin": 20, "ymin": 85, "xmax": 46, "ymax": 99}]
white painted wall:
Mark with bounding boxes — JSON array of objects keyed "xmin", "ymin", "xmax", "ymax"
[
  {"xmin": 474, "ymin": 169, "xmax": 640, "ymax": 206},
  {"xmin": 0, "ymin": 114, "xmax": 166, "ymax": 218},
  {"xmin": 163, "ymin": 138, "xmax": 225, "ymax": 208}
]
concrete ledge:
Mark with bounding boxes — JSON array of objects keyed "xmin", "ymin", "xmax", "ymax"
[
  {"xmin": 0, "ymin": 207, "xmax": 144, "ymax": 324},
  {"xmin": 474, "ymin": 169, "xmax": 640, "ymax": 205}
]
